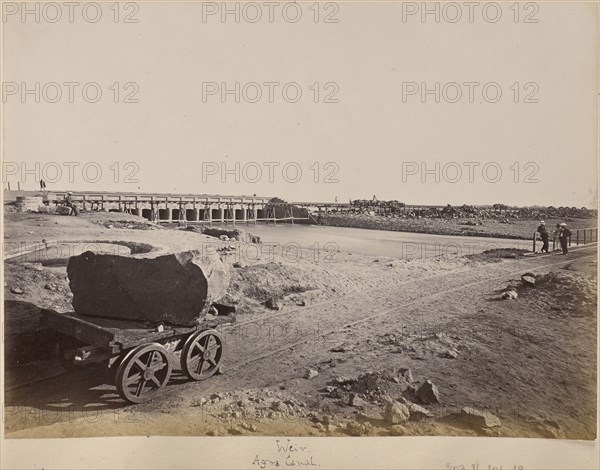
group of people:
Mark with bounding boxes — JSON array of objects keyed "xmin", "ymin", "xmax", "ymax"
[{"xmin": 536, "ymin": 221, "xmax": 572, "ymax": 255}]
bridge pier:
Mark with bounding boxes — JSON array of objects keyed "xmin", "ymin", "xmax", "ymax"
[{"xmin": 54, "ymin": 192, "xmax": 311, "ymax": 225}]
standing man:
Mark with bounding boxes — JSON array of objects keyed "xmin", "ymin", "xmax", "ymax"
[
  {"xmin": 537, "ymin": 220, "xmax": 549, "ymax": 253},
  {"xmin": 558, "ymin": 223, "xmax": 571, "ymax": 255},
  {"xmin": 40, "ymin": 179, "xmax": 46, "ymax": 191},
  {"xmin": 553, "ymin": 223, "xmax": 562, "ymax": 251}
]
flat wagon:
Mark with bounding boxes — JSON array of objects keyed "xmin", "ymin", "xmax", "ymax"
[{"xmin": 40, "ymin": 305, "xmax": 236, "ymax": 403}]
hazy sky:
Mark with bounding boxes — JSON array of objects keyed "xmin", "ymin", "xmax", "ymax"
[{"xmin": 3, "ymin": 2, "xmax": 598, "ymax": 207}]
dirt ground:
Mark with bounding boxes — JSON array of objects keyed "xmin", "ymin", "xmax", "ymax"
[{"xmin": 2, "ymin": 211, "xmax": 597, "ymax": 440}]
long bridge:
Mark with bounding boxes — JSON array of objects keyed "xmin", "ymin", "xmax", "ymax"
[{"xmin": 5, "ymin": 190, "xmax": 317, "ymax": 225}]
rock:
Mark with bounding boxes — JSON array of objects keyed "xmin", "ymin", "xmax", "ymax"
[
  {"xmin": 306, "ymin": 369, "xmax": 319, "ymax": 379},
  {"xmin": 460, "ymin": 408, "xmax": 501, "ymax": 428},
  {"xmin": 532, "ymin": 419, "xmax": 564, "ymax": 439},
  {"xmin": 242, "ymin": 423, "xmax": 257, "ymax": 432},
  {"xmin": 9, "ymin": 287, "xmax": 24, "ymax": 294},
  {"xmin": 219, "ymin": 235, "xmax": 229, "ymax": 241},
  {"xmin": 44, "ymin": 284, "xmax": 56, "ymax": 291},
  {"xmin": 296, "ymin": 300, "xmax": 306, "ymax": 307},
  {"xmin": 357, "ymin": 411, "xmax": 383, "ymax": 425},
  {"xmin": 232, "ymin": 261, "xmax": 245, "ymax": 268},
  {"xmin": 384, "ymin": 402, "xmax": 410, "ymax": 424},
  {"xmin": 443, "ymin": 350, "xmax": 459, "ymax": 359},
  {"xmin": 321, "ymin": 415, "xmax": 333, "ymax": 425},
  {"xmin": 408, "ymin": 403, "xmax": 431, "ymax": 421},
  {"xmin": 193, "ymin": 397, "xmax": 207, "ymax": 407},
  {"xmin": 23, "ymin": 263, "xmax": 44, "ymax": 272},
  {"xmin": 67, "ymin": 250, "xmax": 230, "ymax": 325},
  {"xmin": 398, "ymin": 368, "xmax": 414, "ymax": 383},
  {"xmin": 521, "ymin": 273, "xmax": 536, "ymax": 286},
  {"xmin": 389, "ymin": 425, "xmax": 406, "ymax": 436},
  {"xmin": 417, "ymin": 380, "xmax": 441, "ymax": 404},
  {"xmin": 501, "ymin": 289, "xmax": 518, "ymax": 300},
  {"xmin": 271, "ymin": 400, "xmax": 288, "ymax": 413},
  {"xmin": 203, "ymin": 227, "xmax": 261, "ymax": 244},
  {"xmin": 345, "ymin": 421, "xmax": 370, "ymax": 436},
  {"xmin": 265, "ymin": 298, "xmax": 283, "ymax": 310},
  {"xmin": 349, "ymin": 394, "xmax": 367, "ymax": 409}
]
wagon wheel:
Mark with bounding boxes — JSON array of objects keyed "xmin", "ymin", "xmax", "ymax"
[
  {"xmin": 181, "ymin": 329, "xmax": 223, "ymax": 381},
  {"xmin": 115, "ymin": 343, "xmax": 172, "ymax": 404}
]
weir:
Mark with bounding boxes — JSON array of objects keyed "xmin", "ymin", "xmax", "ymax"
[{"xmin": 24, "ymin": 191, "xmax": 312, "ymax": 225}]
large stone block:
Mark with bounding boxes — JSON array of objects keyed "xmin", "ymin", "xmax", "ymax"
[
  {"xmin": 56, "ymin": 205, "xmax": 73, "ymax": 215},
  {"xmin": 67, "ymin": 250, "xmax": 230, "ymax": 326}
]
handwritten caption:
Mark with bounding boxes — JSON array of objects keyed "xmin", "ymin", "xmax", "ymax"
[{"xmin": 252, "ymin": 439, "xmax": 320, "ymax": 468}]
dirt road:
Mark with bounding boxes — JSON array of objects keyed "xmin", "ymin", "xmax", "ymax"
[{"xmin": 5, "ymin": 240, "xmax": 596, "ymax": 439}]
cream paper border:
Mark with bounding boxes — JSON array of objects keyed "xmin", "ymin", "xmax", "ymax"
[{"xmin": 1, "ymin": 0, "xmax": 598, "ymax": 468}]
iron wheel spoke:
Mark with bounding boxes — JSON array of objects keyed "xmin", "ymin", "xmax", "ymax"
[
  {"xmin": 150, "ymin": 361, "xmax": 166, "ymax": 373},
  {"xmin": 126, "ymin": 372, "xmax": 142, "ymax": 386},
  {"xmin": 150, "ymin": 375, "xmax": 162, "ymax": 387},
  {"xmin": 145, "ymin": 351, "xmax": 156, "ymax": 367},
  {"xmin": 135, "ymin": 379, "xmax": 147, "ymax": 397}
]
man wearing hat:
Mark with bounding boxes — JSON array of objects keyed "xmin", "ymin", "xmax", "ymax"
[
  {"xmin": 558, "ymin": 223, "xmax": 571, "ymax": 255},
  {"xmin": 537, "ymin": 220, "xmax": 549, "ymax": 253},
  {"xmin": 63, "ymin": 192, "xmax": 79, "ymax": 216}
]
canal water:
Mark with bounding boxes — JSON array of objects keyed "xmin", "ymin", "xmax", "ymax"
[{"xmin": 245, "ymin": 224, "xmax": 531, "ymax": 261}]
